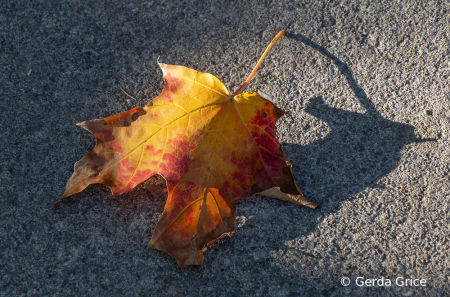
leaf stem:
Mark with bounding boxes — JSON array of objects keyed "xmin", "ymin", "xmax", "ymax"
[{"xmin": 232, "ymin": 30, "xmax": 286, "ymax": 98}]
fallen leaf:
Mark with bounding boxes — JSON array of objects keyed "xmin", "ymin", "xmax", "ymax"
[{"xmin": 55, "ymin": 30, "xmax": 318, "ymax": 266}]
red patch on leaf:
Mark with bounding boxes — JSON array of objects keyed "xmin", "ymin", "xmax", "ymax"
[
  {"xmin": 164, "ymin": 172, "xmax": 181, "ymax": 189},
  {"xmin": 107, "ymin": 141, "xmax": 124, "ymax": 154},
  {"xmin": 164, "ymin": 92, "xmax": 173, "ymax": 103},
  {"xmin": 165, "ymin": 71, "xmax": 179, "ymax": 83},
  {"xmin": 250, "ymin": 109, "xmax": 267, "ymax": 126},
  {"xmin": 220, "ymin": 181, "xmax": 231, "ymax": 194},
  {"xmin": 99, "ymin": 129, "xmax": 114, "ymax": 142}
]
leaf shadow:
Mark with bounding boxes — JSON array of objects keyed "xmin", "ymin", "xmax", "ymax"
[{"xmin": 284, "ymin": 32, "xmax": 433, "ymax": 208}]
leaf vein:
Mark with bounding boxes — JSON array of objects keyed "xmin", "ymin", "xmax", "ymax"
[{"xmin": 183, "ymin": 77, "xmax": 229, "ymax": 98}]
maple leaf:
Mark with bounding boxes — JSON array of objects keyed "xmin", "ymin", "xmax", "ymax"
[{"xmin": 55, "ymin": 30, "xmax": 318, "ymax": 266}]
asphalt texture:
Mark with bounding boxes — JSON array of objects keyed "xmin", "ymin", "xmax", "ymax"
[{"xmin": 1, "ymin": 0, "xmax": 450, "ymax": 296}]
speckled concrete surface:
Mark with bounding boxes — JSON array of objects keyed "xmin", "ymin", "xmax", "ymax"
[{"xmin": 1, "ymin": 0, "xmax": 450, "ymax": 296}]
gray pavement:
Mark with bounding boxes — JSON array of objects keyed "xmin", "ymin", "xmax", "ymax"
[{"xmin": 1, "ymin": 0, "xmax": 450, "ymax": 296}]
